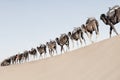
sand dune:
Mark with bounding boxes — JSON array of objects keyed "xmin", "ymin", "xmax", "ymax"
[{"xmin": 0, "ymin": 36, "xmax": 120, "ymax": 80}]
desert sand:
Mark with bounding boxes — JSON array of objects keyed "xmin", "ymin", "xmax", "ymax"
[{"xmin": 0, "ymin": 36, "xmax": 120, "ymax": 80}]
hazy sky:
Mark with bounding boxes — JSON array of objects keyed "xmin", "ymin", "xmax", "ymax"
[{"xmin": 0, "ymin": 0, "xmax": 120, "ymax": 61}]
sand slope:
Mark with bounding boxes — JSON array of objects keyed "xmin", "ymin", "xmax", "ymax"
[{"xmin": 0, "ymin": 36, "xmax": 120, "ymax": 80}]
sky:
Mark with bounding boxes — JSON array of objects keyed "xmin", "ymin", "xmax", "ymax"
[{"xmin": 0, "ymin": 0, "xmax": 120, "ymax": 61}]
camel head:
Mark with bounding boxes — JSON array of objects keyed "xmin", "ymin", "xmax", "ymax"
[
  {"xmin": 46, "ymin": 42, "xmax": 49, "ymax": 46},
  {"xmin": 68, "ymin": 32, "xmax": 72, "ymax": 38},
  {"xmin": 100, "ymin": 14, "xmax": 108, "ymax": 25},
  {"xmin": 55, "ymin": 38, "xmax": 60, "ymax": 45},
  {"xmin": 81, "ymin": 24, "xmax": 87, "ymax": 33}
]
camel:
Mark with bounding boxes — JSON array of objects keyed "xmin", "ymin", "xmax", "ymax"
[
  {"xmin": 100, "ymin": 5, "xmax": 120, "ymax": 37},
  {"xmin": 81, "ymin": 17, "xmax": 99, "ymax": 42},
  {"xmin": 23, "ymin": 50, "xmax": 29, "ymax": 62},
  {"xmin": 1, "ymin": 58, "xmax": 11, "ymax": 66},
  {"xmin": 15, "ymin": 53, "xmax": 24, "ymax": 64},
  {"xmin": 29, "ymin": 48, "xmax": 37, "ymax": 59},
  {"xmin": 46, "ymin": 40, "xmax": 57, "ymax": 56},
  {"xmin": 10, "ymin": 55, "xmax": 17, "ymax": 64},
  {"xmin": 56, "ymin": 33, "xmax": 69, "ymax": 53},
  {"xmin": 68, "ymin": 27, "xmax": 86, "ymax": 47},
  {"xmin": 37, "ymin": 44, "xmax": 47, "ymax": 58}
]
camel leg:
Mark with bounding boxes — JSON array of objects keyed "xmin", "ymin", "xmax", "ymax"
[
  {"xmin": 55, "ymin": 50, "xmax": 57, "ymax": 55},
  {"xmin": 52, "ymin": 49, "xmax": 54, "ymax": 56},
  {"xmin": 22, "ymin": 59, "xmax": 24, "ymax": 64},
  {"xmin": 83, "ymin": 37, "xmax": 86, "ymax": 45},
  {"xmin": 33, "ymin": 55, "xmax": 35, "ymax": 60},
  {"xmin": 55, "ymin": 49, "xmax": 57, "ymax": 54},
  {"xmin": 96, "ymin": 34, "xmax": 99, "ymax": 40},
  {"xmin": 95, "ymin": 28, "xmax": 99, "ymax": 40},
  {"xmin": 72, "ymin": 40, "xmax": 74, "ymax": 48},
  {"xmin": 18, "ymin": 60, "xmax": 21, "ymax": 64},
  {"xmin": 41, "ymin": 53, "xmax": 44, "ymax": 59},
  {"xmin": 16, "ymin": 59, "xmax": 18, "ymax": 64},
  {"xmin": 79, "ymin": 38, "xmax": 83, "ymax": 46},
  {"xmin": 49, "ymin": 52, "xmax": 52, "ymax": 57},
  {"xmin": 110, "ymin": 27, "xmax": 113, "ymax": 38},
  {"xmin": 35, "ymin": 54, "xmax": 37, "ymax": 60},
  {"xmin": 27, "ymin": 57, "xmax": 29, "ymax": 62},
  {"xmin": 77, "ymin": 41, "xmax": 79, "ymax": 47},
  {"xmin": 89, "ymin": 32, "xmax": 94, "ymax": 43},
  {"xmin": 112, "ymin": 27, "xmax": 118, "ymax": 36},
  {"xmin": 54, "ymin": 47, "xmax": 57, "ymax": 55},
  {"xmin": 110, "ymin": 23, "xmax": 119, "ymax": 36},
  {"xmin": 65, "ymin": 44, "xmax": 69, "ymax": 52},
  {"xmin": 86, "ymin": 32, "xmax": 93, "ymax": 43},
  {"xmin": 31, "ymin": 55, "xmax": 33, "ymax": 60},
  {"xmin": 43, "ymin": 53, "xmax": 45, "ymax": 59},
  {"xmin": 39, "ymin": 53, "xmax": 42, "ymax": 59},
  {"xmin": 85, "ymin": 32, "xmax": 89, "ymax": 38},
  {"xmin": 61, "ymin": 45, "xmax": 64, "ymax": 53},
  {"xmin": 44, "ymin": 53, "xmax": 47, "ymax": 58},
  {"xmin": 79, "ymin": 33, "xmax": 83, "ymax": 46},
  {"xmin": 66, "ymin": 41, "xmax": 70, "ymax": 51},
  {"xmin": 49, "ymin": 49, "xmax": 51, "ymax": 56},
  {"xmin": 51, "ymin": 49, "xmax": 54, "ymax": 56},
  {"xmin": 81, "ymin": 32, "xmax": 86, "ymax": 45},
  {"xmin": 67, "ymin": 41, "xmax": 70, "ymax": 50}
]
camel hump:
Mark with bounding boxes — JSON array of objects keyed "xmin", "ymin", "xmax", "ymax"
[
  {"xmin": 61, "ymin": 33, "xmax": 66, "ymax": 37},
  {"xmin": 111, "ymin": 5, "xmax": 120, "ymax": 10},
  {"xmin": 40, "ymin": 44, "xmax": 45, "ymax": 48},
  {"xmin": 86, "ymin": 17, "xmax": 95, "ymax": 24},
  {"xmin": 107, "ymin": 5, "xmax": 120, "ymax": 17},
  {"xmin": 73, "ymin": 27, "xmax": 81, "ymax": 34},
  {"xmin": 72, "ymin": 29, "xmax": 77, "ymax": 34},
  {"xmin": 88, "ymin": 17, "xmax": 95, "ymax": 20},
  {"xmin": 31, "ymin": 48, "xmax": 34, "ymax": 50}
]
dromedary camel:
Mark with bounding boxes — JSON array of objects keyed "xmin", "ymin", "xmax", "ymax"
[
  {"xmin": 68, "ymin": 27, "xmax": 86, "ymax": 47},
  {"xmin": 23, "ymin": 50, "xmax": 29, "ymax": 62},
  {"xmin": 46, "ymin": 40, "xmax": 57, "ymax": 56},
  {"xmin": 56, "ymin": 33, "xmax": 69, "ymax": 53},
  {"xmin": 29, "ymin": 48, "xmax": 37, "ymax": 60},
  {"xmin": 15, "ymin": 53, "xmax": 24, "ymax": 64},
  {"xmin": 100, "ymin": 5, "xmax": 120, "ymax": 37},
  {"xmin": 81, "ymin": 17, "xmax": 99, "ymax": 42},
  {"xmin": 1, "ymin": 58, "xmax": 11, "ymax": 66},
  {"xmin": 37, "ymin": 44, "xmax": 47, "ymax": 58}
]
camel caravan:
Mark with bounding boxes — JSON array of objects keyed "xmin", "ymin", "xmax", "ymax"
[{"xmin": 1, "ymin": 5, "xmax": 120, "ymax": 67}]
